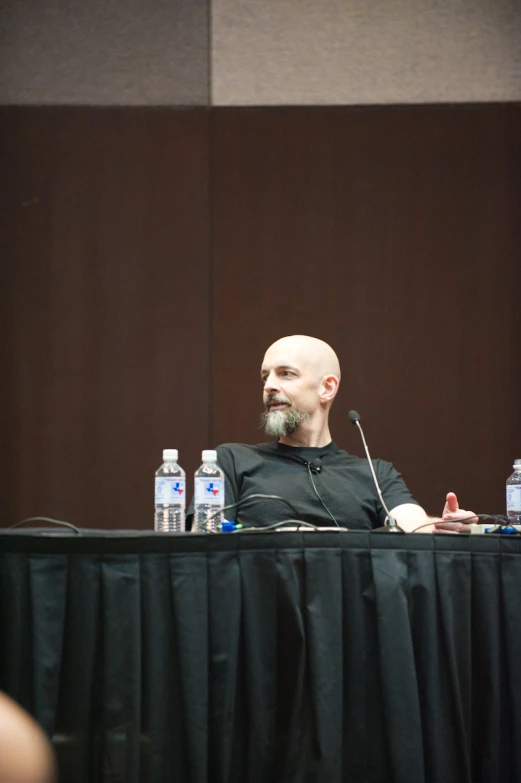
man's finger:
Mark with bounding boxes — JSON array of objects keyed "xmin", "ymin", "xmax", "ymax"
[
  {"xmin": 432, "ymin": 525, "xmax": 460, "ymax": 535},
  {"xmin": 434, "ymin": 521, "xmax": 472, "ymax": 534},
  {"xmin": 443, "ymin": 512, "xmax": 479, "ymax": 524},
  {"xmin": 442, "ymin": 492, "xmax": 459, "ymax": 516}
]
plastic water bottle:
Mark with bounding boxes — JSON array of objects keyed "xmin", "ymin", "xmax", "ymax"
[
  {"xmin": 506, "ymin": 459, "xmax": 521, "ymax": 523},
  {"xmin": 193, "ymin": 450, "xmax": 225, "ymax": 533},
  {"xmin": 154, "ymin": 449, "xmax": 186, "ymax": 532}
]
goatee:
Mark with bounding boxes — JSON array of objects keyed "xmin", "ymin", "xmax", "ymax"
[{"xmin": 260, "ymin": 405, "xmax": 310, "ymax": 437}]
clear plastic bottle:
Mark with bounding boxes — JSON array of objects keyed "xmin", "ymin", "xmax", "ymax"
[
  {"xmin": 154, "ymin": 449, "xmax": 186, "ymax": 532},
  {"xmin": 506, "ymin": 459, "xmax": 521, "ymax": 523},
  {"xmin": 193, "ymin": 450, "xmax": 225, "ymax": 533}
]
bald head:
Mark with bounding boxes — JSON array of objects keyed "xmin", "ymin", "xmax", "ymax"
[
  {"xmin": 260, "ymin": 335, "xmax": 341, "ymax": 443},
  {"xmin": 264, "ymin": 335, "xmax": 341, "ymax": 382}
]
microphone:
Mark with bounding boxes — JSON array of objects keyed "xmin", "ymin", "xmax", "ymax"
[
  {"xmin": 348, "ymin": 410, "xmax": 404, "ymax": 534},
  {"xmin": 309, "ymin": 457, "xmax": 322, "ymax": 474}
]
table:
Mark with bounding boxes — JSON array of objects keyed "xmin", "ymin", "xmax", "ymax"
[{"xmin": 1, "ymin": 528, "xmax": 520, "ymax": 783}]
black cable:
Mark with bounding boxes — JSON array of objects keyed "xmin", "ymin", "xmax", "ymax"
[
  {"xmin": 234, "ymin": 519, "xmax": 323, "ymax": 532},
  {"xmin": 306, "ymin": 464, "xmax": 340, "ymax": 527},
  {"xmin": 411, "ymin": 513, "xmax": 521, "ymax": 534},
  {"xmin": 206, "ymin": 494, "xmax": 300, "ymax": 524},
  {"xmin": 484, "ymin": 514, "xmax": 520, "ymax": 526},
  {"xmin": 8, "ymin": 517, "xmax": 82, "ymax": 534},
  {"xmin": 473, "ymin": 513, "xmax": 521, "ymax": 531},
  {"xmin": 269, "ymin": 450, "xmax": 340, "ymax": 527}
]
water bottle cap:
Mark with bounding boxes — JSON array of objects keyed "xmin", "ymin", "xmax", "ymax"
[
  {"xmin": 202, "ymin": 449, "xmax": 217, "ymax": 462},
  {"xmin": 163, "ymin": 449, "xmax": 178, "ymax": 461},
  {"xmin": 514, "ymin": 459, "xmax": 521, "ymax": 469}
]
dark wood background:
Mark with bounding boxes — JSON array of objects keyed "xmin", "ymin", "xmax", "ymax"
[{"xmin": 1, "ymin": 104, "xmax": 520, "ymax": 529}]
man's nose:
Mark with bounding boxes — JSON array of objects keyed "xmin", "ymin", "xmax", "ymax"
[{"xmin": 263, "ymin": 373, "xmax": 281, "ymax": 393}]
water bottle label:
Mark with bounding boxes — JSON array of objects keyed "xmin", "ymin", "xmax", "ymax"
[
  {"xmin": 195, "ymin": 477, "xmax": 225, "ymax": 505},
  {"xmin": 155, "ymin": 477, "xmax": 186, "ymax": 507},
  {"xmin": 506, "ymin": 485, "xmax": 521, "ymax": 512}
]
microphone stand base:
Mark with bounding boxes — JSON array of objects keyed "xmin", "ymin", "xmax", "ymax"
[{"xmin": 372, "ymin": 523, "xmax": 405, "ymax": 534}]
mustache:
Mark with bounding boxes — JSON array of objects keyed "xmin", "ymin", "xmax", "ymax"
[{"xmin": 263, "ymin": 394, "xmax": 291, "ymax": 410}]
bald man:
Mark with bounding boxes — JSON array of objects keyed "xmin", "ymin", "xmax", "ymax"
[
  {"xmin": 190, "ymin": 335, "xmax": 476, "ymax": 533},
  {"xmin": 0, "ymin": 692, "xmax": 56, "ymax": 783}
]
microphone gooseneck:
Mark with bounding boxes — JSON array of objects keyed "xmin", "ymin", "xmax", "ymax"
[{"xmin": 348, "ymin": 410, "xmax": 404, "ymax": 534}]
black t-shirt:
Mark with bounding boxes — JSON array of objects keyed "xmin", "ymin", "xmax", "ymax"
[{"xmin": 188, "ymin": 441, "xmax": 418, "ymax": 531}]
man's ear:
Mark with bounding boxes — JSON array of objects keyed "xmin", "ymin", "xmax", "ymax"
[{"xmin": 320, "ymin": 374, "xmax": 340, "ymax": 403}]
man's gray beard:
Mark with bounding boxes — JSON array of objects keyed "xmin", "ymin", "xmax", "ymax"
[{"xmin": 260, "ymin": 406, "xmax": 310, "ymax": 437}]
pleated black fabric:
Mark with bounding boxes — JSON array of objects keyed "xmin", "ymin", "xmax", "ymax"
[{"xmin": 1, "ymin": 530, "xmax": 520, "ymax": 783}]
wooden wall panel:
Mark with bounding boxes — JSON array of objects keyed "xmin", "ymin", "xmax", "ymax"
[
  {"xmin": 0, "ymin": 107, "xmax": 210, "ymax": 529},
  {"xmin": 210, "ymin": 104, "xmax": 521, "ymax": 517},
  {"xmin": 2, "ymin": 104, "xmax": 519, "ymax": 528}
]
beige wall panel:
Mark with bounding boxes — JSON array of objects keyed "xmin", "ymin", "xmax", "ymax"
[
  {"xmin": 0, "ymin": 0, "xmax": 209, "ymax": 105},
  {"xmin": 212, "ymin": 0, "xmax": 521, "ymax": 105}
]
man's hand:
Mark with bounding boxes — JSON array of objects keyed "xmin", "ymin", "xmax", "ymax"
[{"xmin": 433, "ymin": 492, "xmax": 478, "ymax": 534}]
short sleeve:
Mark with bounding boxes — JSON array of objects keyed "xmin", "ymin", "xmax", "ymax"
[{"xmin": 374, "ymin": 460, "xmax": 419, "ymax": 523}]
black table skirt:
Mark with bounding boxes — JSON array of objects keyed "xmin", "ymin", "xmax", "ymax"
[{"xmin": 1, "ymin": 529, "xmax": 521, "ymax": 783}]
